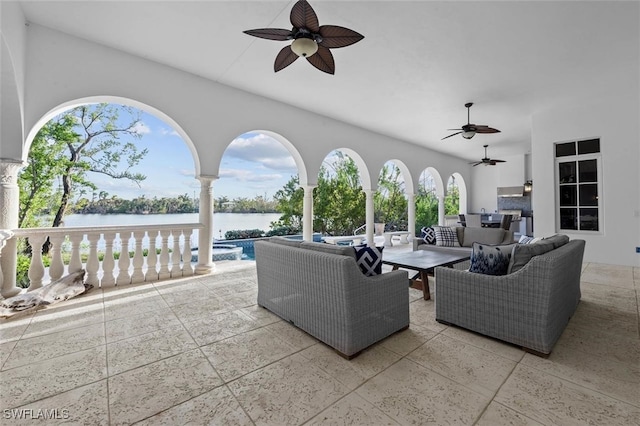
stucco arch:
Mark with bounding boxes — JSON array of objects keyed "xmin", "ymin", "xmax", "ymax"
[
  {"xmin": 217, "ymin": 130, "xmax": 308, "ymax": 187},
  {"xmin": 22, "ymin": 96, "xmax": 201, "ymax": 176}
]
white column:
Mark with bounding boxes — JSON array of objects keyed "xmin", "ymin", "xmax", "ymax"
[
  {"xmin": 364, "ymin": 189, "xmax": 375, "ymax": 247},
  {"xmin": 0, "ymin": 159, "xmax": 25, "ymax": 298},
  {"xmin": 438, "ymin": 195, "xmax": 445, "ymax": 226},
  {"xmin": 302, "ymin": 185, "xmax": 316, "ymax": 241},
  {"xmin": 407, "ymin": 192, "xmax": 416, "ymax": 240},
  {"xmin": 195, "ymin": 175, "xmax": 217, "ymax": 275}
]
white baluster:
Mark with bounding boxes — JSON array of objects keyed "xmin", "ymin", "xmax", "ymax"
[
  {"xmin": 68, "ymin": 233, "xmax": 83, "ymax": 273},
  {"xmin": 48, "ymin": 234, "xmax": 65, "ymax": 281},
  {"xmin": 145, "ymin": 230, "xmax": 159, "ymax": 281},
  {"xmin": 27, "ymin": 234, "xmax": 46, "ymax": 291},
  {"xmin": 158, "ymin": 230, "xmax": 171, "ymax": 280},
  {"xmin": 182, "ymin": 228, "xmax": 194, "ymax": 276},
  {"xmin": 85, "ymin": 232, "xmax": 100, "ymax": 286},
  {"xmin": 116, "ymin": 232, "xmax": 132, "ymax": 285},
  {"xmin": 131, "ymin": 230, "xmax": 145, "ymax": 283},
  {"xmin": 101, "ymin": 232, "xmax": 116, "ymax": 287},
  {"xmin": 170, "ymin": 229, "xmax": 182, "ymax": 278}
]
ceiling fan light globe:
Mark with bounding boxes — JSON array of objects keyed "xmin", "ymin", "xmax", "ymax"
[
  {"xmin": 291, "ymin": 38, "xmax": 318, "ymax": 57},
  {"xmin": 462, "ymin": 131, "xmax": 476, "ymax": 139}
]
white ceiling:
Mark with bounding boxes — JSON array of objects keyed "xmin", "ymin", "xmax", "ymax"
[{"xmin": 17, "ymin": 1, "xmax": 639, "ymax": 161}]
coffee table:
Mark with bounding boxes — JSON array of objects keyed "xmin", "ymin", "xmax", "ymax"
[{"xmin": 382, "ymin": 250, "xmax": 470, "ymax": 300}]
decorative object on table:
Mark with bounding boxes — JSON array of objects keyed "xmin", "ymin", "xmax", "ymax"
[
  {"xmin": 470, "ymin": 145, "xmax": 506, "ymax": 166},
  {"xmin": 0, "ymin": 270, "xmax": 90, "ymax": 318},
  {"xmin": 442, "ymin": 102, "xmax": 501, "ymax": 140},
  {"xmin": 243, "ymin": 0, "xmax": 364, "ymax": 74}
]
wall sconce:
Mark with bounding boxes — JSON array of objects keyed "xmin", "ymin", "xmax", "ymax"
[{"xmin": 524, "ymin": 180, "xmax": 533, "ymax": 193}]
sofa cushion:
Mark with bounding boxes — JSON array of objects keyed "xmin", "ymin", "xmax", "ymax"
[
  {"xmin": 543, "ymin": 234, "xmax": 570, "ymax": 249},
  {"xmin": 508, "ymin": 239, "xmax": 556, "ymax": 274},
  {"xmin": 433, "ymin": 226, "xmax": 460, "ymax": 247},
  {"xmin": 300, "ymin": 241, "xmax": 356, "ymax": 260},
  {"xmin": 353, "ymin": 245, "xmax": 384, "ymax": 276},
  {"xmin": 461, "ymin": 227, "xmax": 507, "ymax": 247},
  {"xmin": 469, "ymin": 242, "xmax": 516, "ymax": 276},
  {"xmin": 421, "ymin": 226, "xmax": 437, "ymax": 245}
]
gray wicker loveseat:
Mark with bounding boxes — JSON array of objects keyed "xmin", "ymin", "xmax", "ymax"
[
  {"xmin": 254, "ymin": 238, "xmax": 409, "ymax": 358},
  {"xmin": 435, "ymin": 236, "xmax": 585, "ymax": 355}
]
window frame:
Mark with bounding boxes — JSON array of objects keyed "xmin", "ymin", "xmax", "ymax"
[{"xmin": 554, "ymin": 139, "xmax": 603, "ymax": 234}]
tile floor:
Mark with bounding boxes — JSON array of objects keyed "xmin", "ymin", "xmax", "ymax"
[{"xmin": 0, "ymin": 260, "xmax": 638, "ymax": 425}]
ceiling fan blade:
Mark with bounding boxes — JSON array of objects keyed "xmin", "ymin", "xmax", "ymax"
[
  {"xmin": 492, "ymin": 159, "xmax": 506, "ymax": 163},
  {"xmin": 471, "ymin": 161, "xmax": 483, "ymax": 167},
  {"xmin": 442, "ymin": 131, "xmax": 463, "ymax": 140},
  {"xmin": 474, "ymin": 125, "xmax": 501, "ymax": 134},
  {"xmin": 318, "ymin": 25, "xmax": 364, "ymax": 48},
  {"xmin": 274, "ymin": 45, "xmax": 299, "ymax": 72},
  {"xmin": 291, "ymin": 0, "xmax": 319, "ymax": 32},
  {"xmin": 243, "ymin": 28, "xmax": 292, "ymax": 41},
  {"xmin": 306, "ymin": 45, "xmax": 334, "ymax": 74}
]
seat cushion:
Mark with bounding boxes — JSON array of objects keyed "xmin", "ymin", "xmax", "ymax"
[
  {"xmin": 469, "ymin": 242, "xmax": 516, "ymax": 276},
  {"xmin": 353, "ymin": 245, "xmax": 384, "ymax": 276},
  {"xmin": 433, "ymin": 226, "xmax": 460, "ymax": 247}
]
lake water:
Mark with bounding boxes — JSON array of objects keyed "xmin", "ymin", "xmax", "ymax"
[{"xmin": 62, "ymin": 212, "xmax": 282, "ymax": 248}]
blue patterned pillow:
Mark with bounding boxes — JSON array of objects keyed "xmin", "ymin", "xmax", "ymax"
[
  {"xmin": 353, "ymin": 245, "xmax": 384, "ymax": 276},
  {"xmin": 433, "ymin": 226, "xmax": 459, "ymax": 247},
  {"xmin": 421, "ymin": 226, "xmax": 437, "ymax": 245},
  {"xmin": 469, "ymin": 242, "xmax": 516, "ymax": 275}
]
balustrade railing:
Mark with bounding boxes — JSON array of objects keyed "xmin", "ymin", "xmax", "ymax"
[{"xmin": 11, "ymin": 223, "xmax": 204, "ymax": 291}]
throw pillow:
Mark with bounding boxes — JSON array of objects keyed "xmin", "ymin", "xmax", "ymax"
[
  {"xmin": 433, "ymin": 226, "xmax": 459, "ymax": 247},
  {"xmin": 518, "ymin": 235, "xmax": 535, "ymax": 244},
  {"xmin": 508, "ymin": 240, "xmax": 556, "ymax": 274},
  {"xmin": 421, "ymin": 226, "xmax": 437, "ymax": 245},
  {"xmin": 469, "ymin": 242, "xmax": 516, "ymax": 276},
  {"xmin": 353, "ymin": 245, "xmax": 384, "ymax": 276},
  {"xmin": 543, "ymin": 234, "xmax": 570, "ymax": 249}
]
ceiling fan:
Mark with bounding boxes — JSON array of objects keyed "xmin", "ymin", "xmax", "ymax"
[
  {"xmin": 243, "ymin": 0, "xmax": 364, "ymax": 74},
  {"xmin": 470, "ymin": 145, "xmax": 506, "ymax": 167},
  {"xmin": 442, "ymin": 102, "xmax": 501, "ymax": 140}
]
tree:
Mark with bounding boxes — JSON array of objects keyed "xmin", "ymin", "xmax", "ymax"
[
  {"xmin": 18, "ymin": 117, "xmax": 71, "ymax": 228},
  {"xmin": 272, "ymin": 175, "xmax": 304, "ymax": 231},
  {"xmin": 313, "ymin": 152, "xmax": 365, "ymax": 235},
  {"xmin": 445, "ymin": 177, "xmax": 460, "ymax": 215},
  {"xmin": 23, "ymin": 103, "xmax": 149, "ymax": 230},
  {"xmin": 374, "ymin": 164, "xmax": 407, "ymax": 230}
]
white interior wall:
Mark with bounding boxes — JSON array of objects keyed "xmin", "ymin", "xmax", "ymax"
[{"xmin": 532, "ymin": 94, "xmax": 640, "ymax": 266}]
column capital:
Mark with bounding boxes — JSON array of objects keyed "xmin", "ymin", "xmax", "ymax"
[
  {"xmin": 0, "ymin": 159, "xmax": 26, "ymax": 184},
  {"xmin": 197, "ymin": 175, "xmax": 219, "ymax": 185}
]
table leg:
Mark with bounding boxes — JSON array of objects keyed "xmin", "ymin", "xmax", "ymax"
[{"xmin": 419, "ymin": 270, "xmax": 431, "ymax": 300}]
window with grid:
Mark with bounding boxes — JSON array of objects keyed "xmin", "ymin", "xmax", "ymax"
[{"xmin": 555, "ymin": 138, "xmax": 601, "ymax": 232}]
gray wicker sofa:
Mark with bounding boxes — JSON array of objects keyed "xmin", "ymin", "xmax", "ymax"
[
  {"xmin": 435, "ymin": 237, "xmax": 586, "ymax": 355},
  {"xmin": 254, "ymin": 238, "xmax": 409, "ymax": 358},
  {"xmin": 414, "ymin": 226, "xmax": 514, "ymax": 254}
]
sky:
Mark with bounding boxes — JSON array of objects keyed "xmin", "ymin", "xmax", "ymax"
[{"xmin": 82, "ymin": 106, "xmax": 298, "ymax": 201}]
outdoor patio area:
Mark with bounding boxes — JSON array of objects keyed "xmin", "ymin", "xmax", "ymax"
[{"xmin": 0, "ymin": 250, "xmax": 638, "ymax": 425}]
